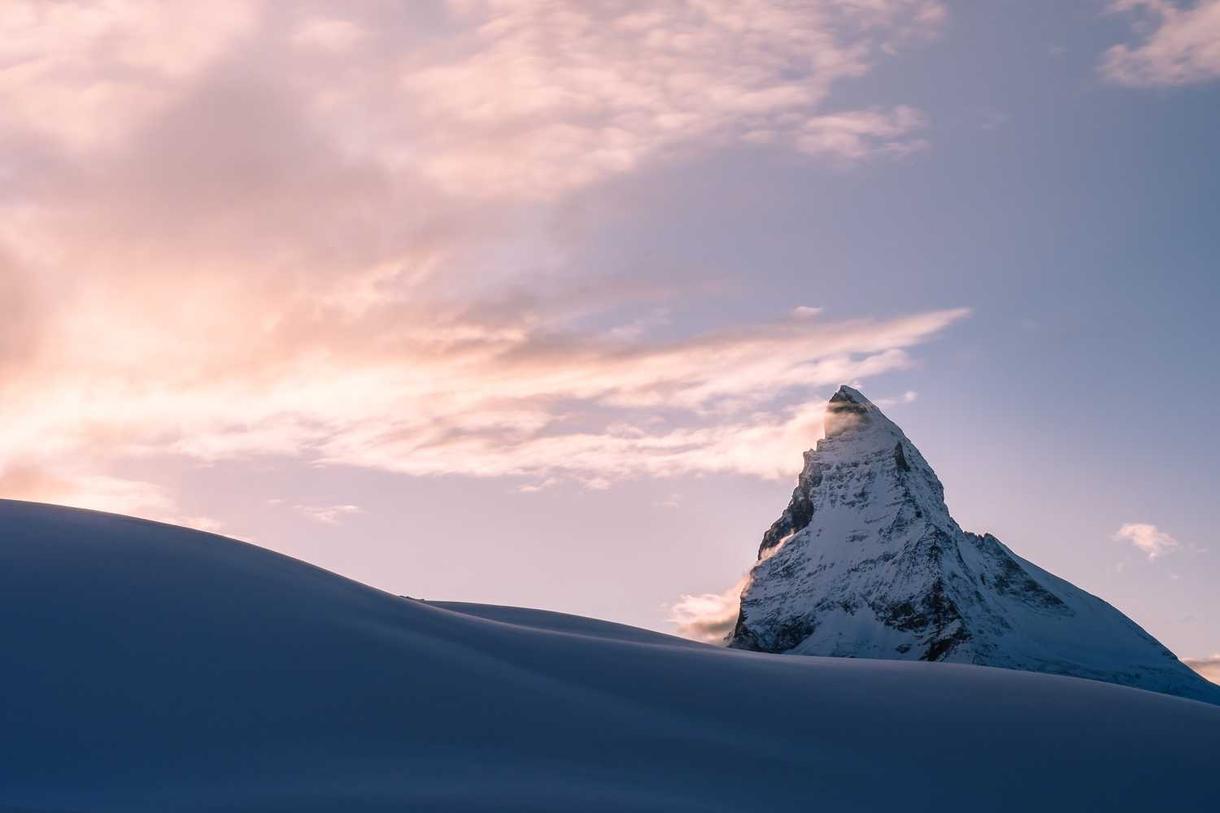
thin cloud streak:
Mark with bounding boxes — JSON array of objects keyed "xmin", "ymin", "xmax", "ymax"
[
  {"xmin": 1183, "ymin": 654, "xmax": 1220, "ymax": 684},
  {"xmin": 0, "ymin": 304, "xmax": 969, "ymax": 488},
  {"xmin": 402, "ymin": 0, "xmax": 944, "ymax": 197},
  {"xmin": 295, "ymin": 504, "xmax": 364, "ymax": 525}
]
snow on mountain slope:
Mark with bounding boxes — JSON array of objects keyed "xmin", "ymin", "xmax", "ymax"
[
  {"xmin": 730, "ymin": 386, "xmax": 1220, "ymax": 704},
  {"xmin": 0, "ymin": 499, "xmax": 1216, "ymax": 812}
]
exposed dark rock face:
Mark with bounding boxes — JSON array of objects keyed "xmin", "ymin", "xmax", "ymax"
[
  {"xmin": 759, "ymin": 452, "xmax": 818, "ymax": 555},
  {"xmin": 727, "ymin": 386, "xmax": 1220, "ymax": 704}
]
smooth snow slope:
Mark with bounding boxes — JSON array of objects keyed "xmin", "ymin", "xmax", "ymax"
[
  {"xmin": 428, "ymin": 601, "xmax": 702, "ymax": 647},
  {"xmin": 1, "ymin": 500, "xmax": 1216, "ymax": 813}
]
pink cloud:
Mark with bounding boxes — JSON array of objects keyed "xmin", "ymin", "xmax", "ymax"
[
  {"xmin": 0, "ymin": 0, "xmax": 258, "ymax": 150},
  {"xmin": 1184, "ymin": 654, "xmax": 1220, "ymax": 684},
  {"xmin": 1114, "ymin": 522, "xmax": 1180, "ymax": 560},
  {"xmin": 291, "ymin": 17, "xmax": 366, "ymax": 52},
  {"xmin": 399, "ymin": 0, "xmax": 944, "ymax": 197},
  {"xmin": 1101, "ymin": 0, "xmax": 1220, "ymax": 86},
  {"xmin": 669, "ymin": 577, "xmax": 747, "ymax": 644},
  {"xmin": 293, "ymin": 503, "xmax": 364, "ymax": 525},
  {"xmin": 0, "ymin": 0, "xmax": 959, "ymax": 520}
]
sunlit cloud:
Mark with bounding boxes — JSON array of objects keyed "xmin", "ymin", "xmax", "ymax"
[
  {"xmin": 669, "ymin": 577, "xmax": 746, "ymax": 644},
  {"xmin": 1101, "ymin": 0, "xmax": 1220, "ymax": 86},
  {"xmin": 0, "ymin": 0, "xmax": 959, "ymax": 521},
  {"xmin": 1114, "ymin": 522, "xmax": 1180, "ymax": 560},
  {"xmin": 399, "ymin": 0, "xmax": 944, "ymax": 197},
  {"xmin": 671, "ymin": 528, "xmax": 796, "ymax": 642},
  {"xmin": 0, "ymin": 296, "xmax": 967, "ymax": 515},
  {"xmin": 0, "ymin": 0, "xmax": 258, "ymax": 151},
  {"xmin": 0, "ymin": 462, "xmax": 222, "ymax": 532},
  {"xmin": 295, "ymin": 503, "xmax": 364, "ymax": 525},
  {"xmin": 291, "ymin": 17, "xmax": 367, "ymax": 52},
  {"xmin": 1183, "ymin": 654, "xmax": 1220, "ymax": 684}
]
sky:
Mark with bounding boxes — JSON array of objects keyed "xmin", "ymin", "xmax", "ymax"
[{"xmin": 1, "ymin": 1, "xmax": 1218, "ymax": 672}]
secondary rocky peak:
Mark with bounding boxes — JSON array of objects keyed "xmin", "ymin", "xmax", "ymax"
[{"xmin": 729, "ymin": 386, "xmax": 1220, "ymax": 705}]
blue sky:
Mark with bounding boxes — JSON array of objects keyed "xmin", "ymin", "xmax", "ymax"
[{"xmin": 0, "ymin": 1, "xmax": 1217, "ymax": 668}]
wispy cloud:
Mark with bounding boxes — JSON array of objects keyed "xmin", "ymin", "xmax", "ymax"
[
  {"xmin": 669, "ymin": 578, "xmax": 747, "ymax": 644},
  {"xmin": 294, "ymin": 504, "xmax": 363, "ymax": 525},
  {"xmin": 1183, "ymin": 653, "xmax": 1220, "ymax": 684},
  {"xmin": 874, "ymin": 390, "xmax": 919, "ymax": 407},
  {"xmin": 1101, "ymin": 0, "xmax": 1220, "ymax": 86},
  {"xmin": 0, "ymin": 463, "xmax": 222, "ymax": 532},
  {"xmin": 398, "ymin": 0, "xmax": 944, "ymax": 198},
  {"xmin": 0, "ymin": 1, "xmax": 958, "ymax": 520},
  {"xmin": 1114, "ymin": 522, "xmax": 1180, "ymax": 560}
]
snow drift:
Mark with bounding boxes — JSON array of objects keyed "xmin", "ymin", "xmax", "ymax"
[{"xmin": 0, "ymin": 499, "xmax": 1216, "ymax": 812}]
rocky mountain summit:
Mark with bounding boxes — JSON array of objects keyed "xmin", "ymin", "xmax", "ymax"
[{"xmin": 729, "ymin": 386, "xmax": 1219, "ymax": 703}]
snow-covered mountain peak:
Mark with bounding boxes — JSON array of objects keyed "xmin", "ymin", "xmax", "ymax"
[
  {"xmin": 824, "ymin": 384, "xmax": 894, "ymax": 439},
  {"xmin": 820, "ymin": 385, "xmax": 919, "ymax": 471},
  {"xmin": 755, "ymin": 385, "xmax": 951, "ymax": 560},
  {"xmin": 730, "ymin": 386, "xmax": 1220, "ymax": 704}
]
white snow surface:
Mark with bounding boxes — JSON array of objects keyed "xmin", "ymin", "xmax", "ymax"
[
  {"xmin": 731, "ymin": 386, "xmax": 1220, "ymax": 704},
  {"xmin": 0, "ymin": 498, "xmax": 1217, "ymax": 812}
]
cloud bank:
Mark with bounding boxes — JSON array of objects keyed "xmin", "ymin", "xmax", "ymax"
[{"xmin": 0, "ymin": 1, "xmax": 956, "ymax": 520}]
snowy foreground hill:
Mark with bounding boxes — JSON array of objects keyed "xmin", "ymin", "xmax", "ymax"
[
  {"xmin": 732, "ymin": 386, "xmax": 1220, "ymax": 704},
  {"xmin": 1, "ymin": 500, "xmax": 1217, "ymax": 812}
]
